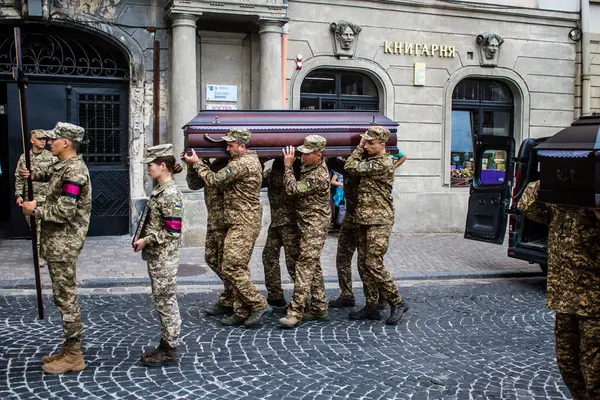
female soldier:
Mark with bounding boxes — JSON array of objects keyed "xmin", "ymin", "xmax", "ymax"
[{"xmin": 132, "ymin": 144, "xmax": 184, "ymax": 367}]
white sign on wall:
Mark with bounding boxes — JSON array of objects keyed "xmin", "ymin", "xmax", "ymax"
[
  {"xmin": 206, "ymin": 85, "xmax": 238, "ymax": 102},
  {"xmin": 206, "ymin": 104, "xmax": 238, "ymax": 110}
]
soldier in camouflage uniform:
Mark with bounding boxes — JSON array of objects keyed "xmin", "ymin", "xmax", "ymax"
[
  {"xmin": 344, "ymin": 126, "xmax": 407, "ymax": 325},
  {"xmin": 330, "ymin": 152, "xmax": 406, "ymax": 308},
  {"xmin": 21, "ymin": 122, "xmax": 91, "ymax": 374},
  {"xmin": 183, "ymin": 129, "xmax": 271, "ymax": 328},
  {"xmin": 262, "ymin": 158, "xmax": 302, "ymax": 307},
  {"xmin": 132, "ymin": 144, "xmax": 184, "ymax": 367},
  {"xmin": 15, "ymin": 129, "xmax": 57, "ymax": 268},
  {"xmin": 518, "ymin": 180, "xmax": 600, "ymax": 399},
  {"xmin": 184, "ymin": 157, "xmax": 234, "ymax": 315},
  {"xmin": 279, "ymin": 135, "xmax": 331, "ymax": 328}
]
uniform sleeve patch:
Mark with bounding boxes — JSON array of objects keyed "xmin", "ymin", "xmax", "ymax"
[
  {"xmin": 164, "ymin": 217, "xmax": 182, "ymax": 233},
  {"xmin": 226, "ymin": 167, "xmax": 233, "ymax": 174},
  {"xmin": 172, "ymin": 204, "xmax": 183, "ymax": 217},
  {"xmin": 298, "ymin": 178, "xmax": 314, "ymax": 193},
  {"xmin": 61, "ymin": 181, "xmax": 82, "ymax": 200}
]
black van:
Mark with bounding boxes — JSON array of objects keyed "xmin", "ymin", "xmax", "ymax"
[{"xmin": 463, "ymin": 135, "xmax": 548, "ymax": 274}]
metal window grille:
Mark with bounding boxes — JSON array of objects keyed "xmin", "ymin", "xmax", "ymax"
[{"xmin": 78, "ymin": 93, "xmax": 122, "ymax": 164}]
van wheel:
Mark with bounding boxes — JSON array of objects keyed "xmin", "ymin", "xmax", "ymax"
[{"xmin": 540, "ymin": 264, "xmax": 548, "ymax": 275}]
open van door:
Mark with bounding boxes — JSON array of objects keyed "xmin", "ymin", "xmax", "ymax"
[{"xmin": 464, "ymin": 135, "xmax": 514, "ymax": 244}]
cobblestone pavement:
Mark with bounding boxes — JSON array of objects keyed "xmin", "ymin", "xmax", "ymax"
[
  {"xmin": 0, "ymin": 278, "xmax": 569, "ymax": 400},
  {"xmin": 0, "ymin": 233, "xmax": 540, "ymax": 288}
]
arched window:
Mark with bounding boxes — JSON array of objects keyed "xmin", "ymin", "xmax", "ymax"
[
  {"xmin": 450, "ymin": 79, "xmax": 514, "ymax": 186},
  {"xmin": 300, "ymin": 69, "xmax": 379, "ymax": 111}
]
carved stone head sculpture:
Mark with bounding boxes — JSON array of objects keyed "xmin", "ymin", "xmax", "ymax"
[
  {"xmin": 330, "ymin": 21, "xmax": 362, "ymax": 58},
  {"xmin": 476, "ymin": 33, "xmax": 504, "ymax": 67}
]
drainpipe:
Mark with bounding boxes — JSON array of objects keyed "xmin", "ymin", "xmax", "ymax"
[
  {"xmin": 282, "ymin": 23, "xmax": 288, "ymax": 109},
  {"xmin": 581, "ymin": 0, "xmax": 591, "ymax": 116}
]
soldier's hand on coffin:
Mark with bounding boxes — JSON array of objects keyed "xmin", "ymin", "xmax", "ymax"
[
  {"xmin": 283, "ymin": 146, "xmax": 295, "ymax": 167},
  {"xmin": 182, "ymin": 149, "xmax": 200, "ymax": 165},
  {"xmin": 15, "ymin": 196, "xmax": 23, "ymax": 207},
  {"xmin": 132, "ymin": 238, "xmax": 146, "ymax": 252},
  {"xmin": 22, "ymin": 200, "xmax": 36, "ymax": 216}
]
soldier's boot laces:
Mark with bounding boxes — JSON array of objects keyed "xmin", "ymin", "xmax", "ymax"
[
  {"xmin": 244, "ymin": 306, "xmax": 273, "ymax": 328},
  {"xmin": 386, "ymin": 303, "xmax": 409, "ymax": 325},
  {"xmin": 279, "ymin": 315, "xmax": 302, "ymax": 329},
  {"xmin": 221, "ymin": 315, "xmax": 246, "ymax": 326},
  {"xmin": 349, "ymin": 306, "xmax": 382, "ymax": 321},
  {"xmin": 303, "ymin": 310, "xmax": 329, "ymax": 321},
  {"xmin": 42, "ymin": 340, "xmax": 85, "ymax": 374},
  {"xmin": 41, "ymin": 343, "xmax": 66, "ymax": 364},
  {"xmin": 142, "ymin": 340, "xmax": 178, "ymax": 367},
  {"xmin": 205, "ymin": 304, "xmax": 233, "ymax": 316},
  {"xmin": 329, "ymin": 296, "xmax": 356, "ymax": 308}
]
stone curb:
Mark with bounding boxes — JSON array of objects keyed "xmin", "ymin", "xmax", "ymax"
[{"xmin": 0, "ymin": 267, "xmax": 543, "ymax": 289}]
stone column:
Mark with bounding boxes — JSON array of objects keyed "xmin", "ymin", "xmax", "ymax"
[
  {"xmin": 169, "ymin": 13, "xmax": 199, "ymax": 161},
  {"xmin": 257, "ymin": 19, "xmax": 283, "ymax": 110}
]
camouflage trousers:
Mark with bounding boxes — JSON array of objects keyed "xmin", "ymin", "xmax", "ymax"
[
  {"xmin": 222, "ymin": 224, "xmax": 268, "ymax": 319},
  {"xmin": 147, "ymin": 257, "xmax": 181, "ymax": 348},
  {"xmin": 205, "ymin": 228, "xmax": 233, "ymax": 308},
  {"xmin": 357, "ymin": 224, "xmax": 403, "ymax": 308},
  {"xmin": 335, "ymin": 221, "xmax": 359, "ymax": 299},
  {"xmin": 286, "ymin": 223, "xmax": 329, "ymax": 319},
  {"xmin": 47, "ymin": 260, "xmax": 83, "ymax": 342},
  {"xmin": 555, "ymin": 312, "xmax": 600, "ymax": 400},
  {"xmin": 262, "ymin": 224, "xmax": 301, "ymax": 301},
  {"xmin": 24, "ymin": 214, "xmax": 44, "ymax": 264}
]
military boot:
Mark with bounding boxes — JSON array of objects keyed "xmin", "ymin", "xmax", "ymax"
[
  {"xmin": 386, "ymin": 303, "xmax": 408, "ymax": 325},
  {"xmin": 204, "ymin": 304, "xmax": 233, "ymax": 316},
  {"xmin": 42, "ymin": 340, "xmax": 85, "ymax": 374},
  {"xmin": 279, "ymin": 316, "xmax": 301, "ymax": 329},
  {"xmin": 303, "ymin": 310, "xmax": 329, "ymax": 322},
  {"xmin": 329, "ymin": 296, "xmax": 356, "ymax": 308},
  {"xmin": 349, "ymin": 306, "xmax": 382, "ymax": 321},
  {"xmin": 377, "ymin": 298, "xmax": 387, "ymax": 311},
  {"xmin": 141, "ymin": 338, "xmax": 168, "ymax": 362},
  {"xmin": 142, "ymin": 340, "xmax": 178, "ymax": 367},
  {"xmin": 221, "ymin": 315, "xmax": 246, "ymax": 326},
  {"xmin": 267, "ymin": 298, "xmax": 287, "ymax": 308},
  {"xmin": 41, "ymin": 343, "xmax": 66, "ymax": 364},
  {"xmin": 244, "ymin": 306, "xmax": 273, "ymax": 328}
]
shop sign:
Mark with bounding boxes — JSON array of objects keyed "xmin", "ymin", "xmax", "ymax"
[
  {"xmin": 206, "ymin": 104, "xmax": 238, "ymax": 110},
  {"xmin": 206, "ymin": 85, "xmax": 238, "ymax": 102},
  {"xmin": 384, "ymin": 42, "xmax": 456, "ymax": 58}
]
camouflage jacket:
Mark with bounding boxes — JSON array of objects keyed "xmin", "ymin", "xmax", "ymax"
[
  {"xmin": 34, "ymin": 156, "xmax": 91, "ymax": 262},
  {"xmin": 344, "ymin": 148, "xmax": 395, "ymax": 226},
  {"xmin": 341, "ymin": 172, "xmax": 360, "ymax": 226},
  {"xmin": 15, "ymin": 149, "xmax": 57, "ymax": 204},
  {"xmin": 264, "ymin": 165, "xmax": 297, "ymax": 227},
  {"xmin": 283, "ymin": 161, "xmax": 331, "ymax": 231},
  {"xmin": 141, "ymin": 180, "xmax": 184, "ymax": 261},
  {"xmin": 194, "ymin": 150, "xmax": 262, "ymax": 226},
  {"xmin": 186, "ymin": 160, "xmax": 225, "ymax": 230},
  {"xmin": 518, "ymin": 180, "xmax": 600, "ymax": 317}
]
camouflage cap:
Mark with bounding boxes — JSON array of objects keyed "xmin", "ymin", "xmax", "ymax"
[
  {"xmin": 141, "ymin": 143, "xmax": 174, "ymax": 164},
  {"xmin": 297, "ymin": 135, "xmax": 326, "ymax": 154},
  {"xmin": 361, "ymin": 126, "xmax": 390, "ymax": 142},
  {"xmin": 46, "ymin": 122, "xmax": 86, "ymax": 142},
  {"xmin": 31, "ymin": 129, "xmax": 48, "ymax": 139},
  {"xmin": 222, "ymin": 128, "xmax": 252, "ymax": 142}
]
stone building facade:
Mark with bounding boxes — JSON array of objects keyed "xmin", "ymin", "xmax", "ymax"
[{"xmin": 0, "ymin": 0, "xmax": 596, "ymax": 245}]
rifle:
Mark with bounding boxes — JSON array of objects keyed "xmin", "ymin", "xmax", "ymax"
[{"xmin": 13, "ymin": 27, "xmax": 44, "ymax": 319}]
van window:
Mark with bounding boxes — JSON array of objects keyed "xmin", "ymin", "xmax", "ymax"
[{"xmin": 480, "ymin": 149, "xmax": 507, "ymax": 186}]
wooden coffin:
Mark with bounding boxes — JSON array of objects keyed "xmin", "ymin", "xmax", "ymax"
[
  {"xmin": 183, "ymin": 110, "xmax": 399, "ymax": 158},
  {"xmin": 535, "ymin": 115, "xmax": 600, "ymax": 208}
]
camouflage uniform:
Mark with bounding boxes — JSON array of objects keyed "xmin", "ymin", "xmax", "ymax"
[
  {"xmin": 344, "ymin": 128, "xmax": 403, "ymax": 310},
  {"xmin": 518, "ymin": 180, "xmax": 600, "ymax": 399},
  {"xmin": 15, "ymin": 131, "xmax": 57, "ymax": 263},
  {"xmin": 283, "ymin": 136, "xmax": 331, "ymax": 320},
  {"xmin": 334, "ymin": 173, "xmax": 360, "ymax": 300},
  {"xmin": 186, "ymin": 159, "xmax": 233, "ymax": 308},
  {"xmin": 194, "ymin": 144, "xmax": 268, "ymax": 320},
  {"xmin": 262, "ymin": 160, "xmax": 301, "ymax": 302},
  {"xmin": 33, "ymin": 124, "xmax": 92, "ymax": 345}
]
